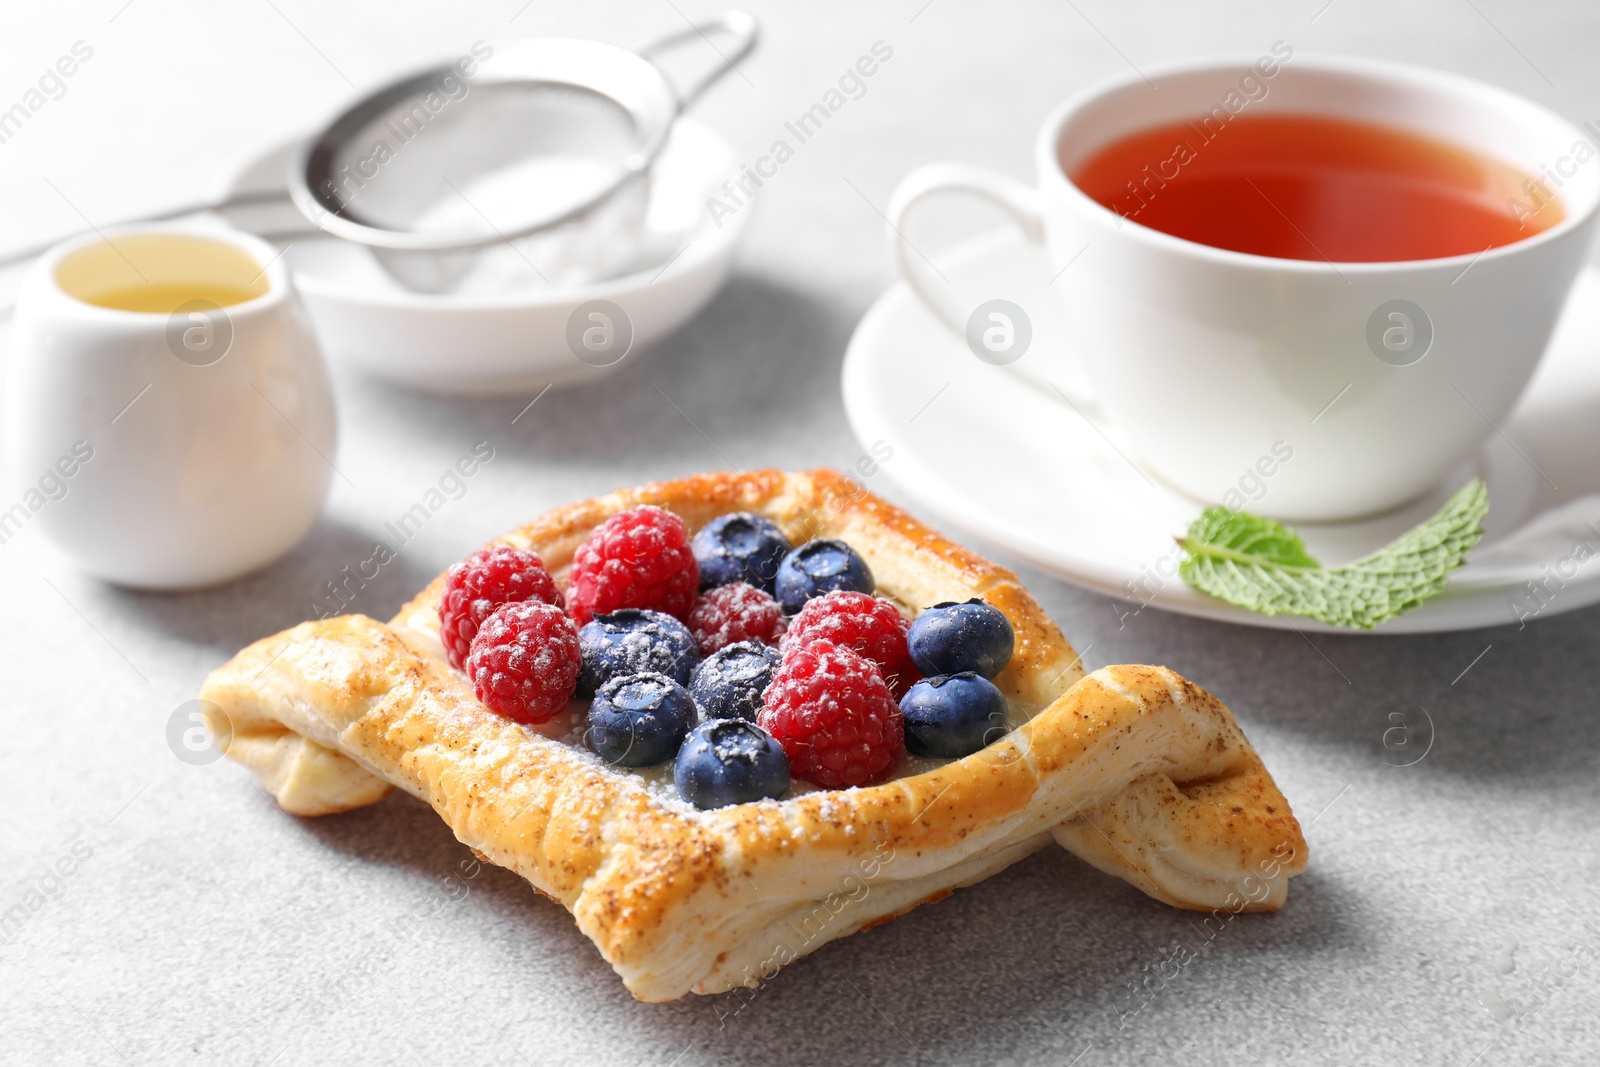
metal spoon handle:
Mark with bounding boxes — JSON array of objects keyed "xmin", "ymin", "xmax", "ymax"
[{"xmin": 638, "ymin": 10, "xmax": 758, "ymax": 110}]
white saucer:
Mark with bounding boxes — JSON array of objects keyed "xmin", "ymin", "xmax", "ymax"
[
  {"xmin": 212, "ymin": 119, "xmax": 751, "ymax": 395},
  {"xmin": 843, "ymin": 229, "xmax": 1600, "ymax": 634}
]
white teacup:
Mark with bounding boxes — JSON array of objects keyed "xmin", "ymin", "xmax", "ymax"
[
  {"xmin": 888, "ymin": 55, "xmax": 1600, "ymax": 521},
  {"xmin": 3, "ymin": 226, "xmax": 336, "ymax": 588}
]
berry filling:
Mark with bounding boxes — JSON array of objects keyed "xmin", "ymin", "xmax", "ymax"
[
  {"xmin": 576, "ymin": 608, "xmax": 700, "ymax": 697},
  {"xmin": 687, "ymin": 582, "xmax": 785, "ymax": 655},
  {"xmin": 907, "ymin": 599, "xmax": 1015, "ymax": 679},
  {"xmin": 586, "ymin": 672, "xmax": 696, "ymax": 767},
  {"xmin": 675, "ymin": 718, "xmax": 790, "ymax": 809},
  {"xmin": 758, "ymin": 640, "xmax": 904, "ymax": 789},
  {"xmin": 690, "ymin": 640, "xmax": 782, "ymax": 723},
  {"xmin": 568, "ymin": 505, "xmax": 699, "ymax": 626},
  {"xmin": 439, "ymin": 546, "xmax": 563, "ymax": 671},
  {"xmin": 900, "ymin": 672, "xmax": 1009, "ymax": 758},
  {"xmin": 465, "ymin": 601, "xmax": 580, "ymax": 724},
  {"xmin": 692, "ymin": 512, "xmax": 792, "ymax": 593},
  {"xmin": 443, "ymin": 505, "xmax": 1024, "ymax": 804},
  {"xmin": 774, "ymin": 539, "xmax": 874, "ymax": 614},
  {"xmin": 781, "ymin": 590, "xmax": 920, "ymax": 698}
]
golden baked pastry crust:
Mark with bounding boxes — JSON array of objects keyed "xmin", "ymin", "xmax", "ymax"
[{"xmin": 200, "ymin": 469, "xmax": 1306, "ymax": 1001}]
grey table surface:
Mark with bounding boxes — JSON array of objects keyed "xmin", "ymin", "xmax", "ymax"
[{"xmin": 3, "ymin": 1, "xmax": 1600, "ymax": 1064}]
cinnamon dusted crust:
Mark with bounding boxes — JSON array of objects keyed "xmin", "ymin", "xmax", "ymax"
[{"xmin": 200, "ymin": 469, "xmax": 1306, "ymax": 1001}]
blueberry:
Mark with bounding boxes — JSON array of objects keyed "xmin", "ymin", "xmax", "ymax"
[
  {"xmin": 576, "ymin": 609, "xmax": 699, "ymax": 697},
  {"xmin": 585, "ymin": 672, "xmax": 695, "ymax": 767},
  {"xmin": 689, "ymin": 640, "xmax": 782, "ymax": 723},
  {"xmin": 693, "ymin": 512, "xmax": 793, "ymax": 593},
  {"xmin": 906, "ymin": 599, "xmax": 1014, "ymax": 679},
  {"xmin": 899, "ymin": 672, "xmax": 1009, "ymax": 758},
  {"xmin": 774, "ymin": 539, "xmax": 874, "ymax": 614},
  {"xmin": 674, "ymin": 718, "xmax": 790, "ymax": 809}
]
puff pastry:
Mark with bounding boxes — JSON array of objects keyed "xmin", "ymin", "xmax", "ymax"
[{"xmin": 200, "ymin": 469, "xmax": 1306, "ymax": 1001}]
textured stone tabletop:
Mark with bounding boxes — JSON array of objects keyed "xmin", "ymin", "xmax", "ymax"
[{"xmin": 2, "ymin": 1, "xmax": 1599, "ymax": 1064}]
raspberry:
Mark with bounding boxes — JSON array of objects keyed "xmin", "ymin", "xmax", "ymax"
[
  {"xmin": 439, "ymin": 546, "xmax": 563, "ymax": 670},
  {"xmin": 686, "ymin": 582, "xmax": 784, "ymax": 655},
  {"xmin": 780, "ymin": 590, "xmax": 920, "ymax": 698},
  {"xmin": 758, "ymin": 640, "xmax": 904, "ymax": 789},
  {"xmin": 465, "ymin": 601, "xmax": 581, "ymax": 724},
  {"xmin": 567, "ymin": 505, "xmax": 699, "ymax": 627}
]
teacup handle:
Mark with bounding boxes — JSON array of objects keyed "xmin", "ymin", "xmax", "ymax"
[{"xmin": 886, "ymin": 164, "xmax": 1100, "ymax": 414}]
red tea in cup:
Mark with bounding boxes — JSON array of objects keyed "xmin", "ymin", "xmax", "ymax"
[{"xmin": 1069, "ymin": 113, "xmax": 1562, "ymax": 261}]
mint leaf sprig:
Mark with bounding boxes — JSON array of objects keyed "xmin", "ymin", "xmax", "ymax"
[{"xmin": 1177, "ymin": 479, "xmax": 1489, "ymax": 629}]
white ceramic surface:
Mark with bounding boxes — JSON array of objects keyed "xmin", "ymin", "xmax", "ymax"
[
  {"xmin": 3, "ymin": 225, "xmax": 336, "ymax": 589},
  {"xmin": 843, "ymin": 228, "xmax": 1600, "ymax": 634},
  {"xmin": 885, "ymin": 55, "xmax": 1600, "ymax": 521},
  {"xmin": 213, "ymin": 118, "xmax": 752, "ymax": 395}
]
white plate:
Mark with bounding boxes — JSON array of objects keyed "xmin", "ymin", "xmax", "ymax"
[
  {"xmin": 212, "ymin": 119, "xmax": 751, "ymax": 395},
  {"xmin": 843, "ymin": 229, "xmax": 1600, "ymax": 634}
]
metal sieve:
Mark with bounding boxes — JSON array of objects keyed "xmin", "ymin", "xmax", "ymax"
[
  {"xmin": 0, "ymin": 14, "xmax": 756, "ymax": 296},
  {"xmin": 288, "ymin": 13, "xmax": 756, "ymax": 293}
]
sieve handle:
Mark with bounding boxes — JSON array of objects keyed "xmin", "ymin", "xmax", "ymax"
[
  {"xmin": 639, "ymin": 10, "xmax": 758, "ymax": 110},
  {"xmin": 0, "ymin": 188, "xmax": 291, "ymax": 272}
]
